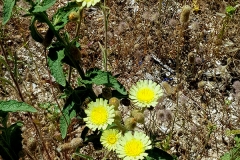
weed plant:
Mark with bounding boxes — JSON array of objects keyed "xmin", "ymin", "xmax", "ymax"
[{"xmin": 0, "ymin": 0, "xmax": 240, "ymax": 159}]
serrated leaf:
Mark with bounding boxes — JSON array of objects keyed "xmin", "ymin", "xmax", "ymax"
[
  {"xmin": 80, "ymin": 68, "xmax": 127, "ymax": 95},
  {"xmin": 52, "ymin": 2, "xmax": 78, "ymax": 31},
  {"xmin": 59, "ymin": 102, "xmax": 74, "ymax": 139},
  {"xmin": 0, "ymin": 100, "xmax": 37, "ymax": 112},
  {"xmin": 48, "ymin": 48, "xmax": 66, "ymax": 86},
  {"xmin": 33, "ymin": 0, "xmax": 56, "ymax": 12},
  {"xmin": 3, "ymin": 0, "xmax": 16, "ymax": 25}
]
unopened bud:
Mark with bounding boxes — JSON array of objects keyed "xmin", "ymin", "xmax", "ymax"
[
  {"xmin": 109, "ymin": 97, "xmax": 120, "ymax": 110},
  {"xmin": 69, "ymin": 11, "xmax": 79, "ymax": 22},
  {"xmin": 124, "ymin": 117, "xmax": 136, "ymax": 130},
  {"xmin": 102, "ymin": 87, "xmax": 112, "ymax": 100},
  {"xmin": 132, "ymin": 112, "xmax": 144, "ymax": 124},
  {"xmin": 188, "ymin": 52, "xmax": 195, "ymax": 64}
]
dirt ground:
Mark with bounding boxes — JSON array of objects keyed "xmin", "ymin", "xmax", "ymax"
[{"xmin": 1, "ymin": 0, "xmax": 240, "ymax": 159}]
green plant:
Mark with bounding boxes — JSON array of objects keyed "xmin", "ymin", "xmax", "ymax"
[
  {"xmin": 221, "ymin": 134, "xmax": 240, "ymax": 160},
  {"xmin": 0, "ymin": 100, "xmax": 37, "ymax": 160}
]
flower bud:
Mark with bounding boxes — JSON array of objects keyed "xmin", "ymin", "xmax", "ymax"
[
  {"xmin": 133, "ymin": 112, "xmax": 144, "ymax": 124},
  {"xmin": 124, "ymin": 117, "xmax": 136, "ymax": 130},
  {"xmin": 131, "ymin": 109, "xmax": 144, "ymax": 123},
  {"xmin": 109, "ymin": 97, "xmax": 120, "ymax": 110},
  {"xmin": 188, "ymin": 52, "xmax": 195, "ymax": 64},
  {"xmin": 102, "ymin": 87, "xmax": 112, "ymax": 100},
  {"xmin": 69, "ymin": 11, "xmax": 79, "ymax": 22}
]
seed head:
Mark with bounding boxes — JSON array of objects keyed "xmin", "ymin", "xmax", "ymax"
[
  {"xmin": 161, "ymin": 81, "xmax": 173, "ymax": 96},
  {"xmin": 180, "ymin": 5, "xmax": 192, "ymax": 25},
  {"xmin": 124, "ymin": 117, "xmax": 136, "ymax": 130},
  {"xmin": 188, "ymin": 52, "xmax": 195, "ymax": 64}
]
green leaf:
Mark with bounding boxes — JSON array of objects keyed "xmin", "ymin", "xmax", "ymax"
[
  {"xmin": 52, "ymin": 2, "xmax": 79, "ymax": 31},
  {"xmin": 145, "ymin": 147, "xmax": 174, "ymax": 160},
  {"xmin": 48, "ymin": 48, "xmax": 66, "ymax": 86},
  {"xmin": 33, "ymin": 0, "xmax": 56, "ymax": 12},
  {"xmin": 0, "ymin": 100, "xmax": 37, "ymax": 112},
  {"xmin": 226, "ymin": 6, "xmax": 236, "ymax": 16},
  {"xmin": 29, "ymin": 18, "xmax": 44, "ymax": 43},
  {"xmin": 0, "ymin": 122, "xmax": 23, "ymax": 160},
  {"xmin": 80, "ymin": 68, "xmax": 127, "ymax": 95},
  {"xmin": 59, "ymin": 102, "xmax": 75, "ymax": 139},
  {"xmin": 3, "ymin": 0, "xmax": 16, "ymax": 25}
]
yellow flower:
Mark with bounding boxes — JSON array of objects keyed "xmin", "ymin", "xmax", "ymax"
[
  {"xmin": 129, "ymin": 80, "xmax": 163, "ymax": 108},
  {"xmin": 76, "ymin": 0, "xmax": 100, "ymax": 8},
  {"xmin": 116, "ymin": 131, "xmax": 152, "ymax": 160},
  {"xmin": 84, "ymin": 98, "xmax": 115, "ymax": 131},
  {"xmin": 100, "ymin": 129, "xmax": 121, "ymax": 151}
]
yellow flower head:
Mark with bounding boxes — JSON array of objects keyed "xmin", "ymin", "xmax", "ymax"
[
  {"xmin": 100, "ymin": 129, "xmax": 122, "ymax": 151},
  {"xmin": 116, "ymin": 131, "xmax": 152, "ymax": 160},
  {"xmin": 84, "ymin": 98, "xmax": 115, "ymax": 131},
  {"xmin": 129, "ymin": 80, "xmax": 163, "ymax": 108},
  {"xmin": 76, "ymin": 0, "xmax": 100, "ymax": 8}
]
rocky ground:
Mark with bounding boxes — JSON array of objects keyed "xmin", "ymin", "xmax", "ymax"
[{"xmin": 1, "ymin": 0, "xmax": 240, "ymax": 159}]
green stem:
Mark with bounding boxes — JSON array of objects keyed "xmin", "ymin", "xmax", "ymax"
[
  {"xmin": 76, "ymin": 8, "xmax": 83, "ymax": 37},
  {"xmin": 68, "ymin": 8, "xmax": 83, "ymax": 83},
  {"xmin": 38, "ymin": 12, "xmax": 86, "ymax": 79}
]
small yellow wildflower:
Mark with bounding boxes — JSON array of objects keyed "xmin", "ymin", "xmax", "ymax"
[
  {"xmin": 116, "ymin": 131, "xmax": 152, "ymax": 160},
  {"xmin": 129, "ymin": 80, "xmax": 163, "ymax": 108},
  {"xmin": 84, "ymin": 98, "xmax": 115, "ymax": 131},
  {"xmin": 100, "ymin": 129, "xmax": 121, "ymax": 151},
  {"xmin": 76, "ymin": 0, "xmax": 100, "ymax": 8}
]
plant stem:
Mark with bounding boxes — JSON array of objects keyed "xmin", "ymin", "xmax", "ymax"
[{"xmin": 68, "ymin": 8, "xmax": 83, "ymax": 84}]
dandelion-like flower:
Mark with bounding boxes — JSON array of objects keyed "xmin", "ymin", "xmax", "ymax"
[
  {"xmin": 116, "ymin": 131, "xmax": 152, "ymax": 160},
  {"xmin": 84, "ymin": 98, "xmax": 115, "ymax": 131},
  {"xmin": 76, "ymin": 0, "xmax": 100, "ymax": 8},
  {"xmin": 100, "ymin": 129, "xmax": 121, "ymax": 151},
  {"xmin": 129, "ymin": 80, "xmax": 163, "ymax": 108}
]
